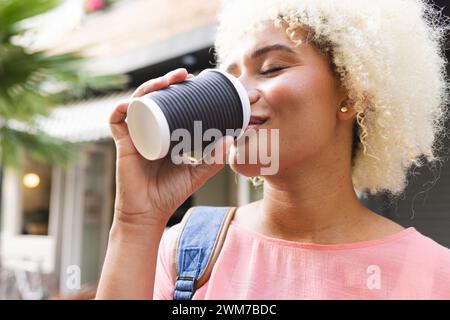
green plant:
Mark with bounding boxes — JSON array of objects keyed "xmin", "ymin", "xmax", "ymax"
[{"xmin": 0, "ymin": 0, "xmax": 124, "ymax": 168}]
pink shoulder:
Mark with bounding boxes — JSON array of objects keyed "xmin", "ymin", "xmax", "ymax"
[
  {"xmin": 413, "ymin": 231, "xmax": 450, "ymax": 280},
  {"xmin": 161, "ymin": 222, "xmax": 184, "ymax": 269},
  {"xmin": 162, "ymin": 222, "xmax": 184, "ymax": 246},
  {"xmin": 416, "ymin": 232, "xmax": 450, "ymax": 261}
]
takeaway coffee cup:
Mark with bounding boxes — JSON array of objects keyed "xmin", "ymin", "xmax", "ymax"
[{"xmin": 127, "ymin": 69, "xmax": 250, "ymax": 161}]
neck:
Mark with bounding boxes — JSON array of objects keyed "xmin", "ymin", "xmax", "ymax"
[{"xmin": 259, "ymin": 151, "xmax": 369, "ymax": 244}]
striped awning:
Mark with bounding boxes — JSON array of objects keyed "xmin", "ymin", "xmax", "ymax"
[{"xmin": 35, "ymin": 91, "xmax": 133, "ymax": 143}]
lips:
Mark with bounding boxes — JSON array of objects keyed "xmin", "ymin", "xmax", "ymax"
[
  {"xmin": 245, "ymin": 115, "xmax": 268, "ymax": 133},
  {"xmin": 248, "ymin": 115, "xmax": 268, "ymax": 125}
]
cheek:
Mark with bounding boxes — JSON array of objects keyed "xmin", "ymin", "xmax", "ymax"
[
  {"xmin": 264, "ymin": 71, "xmax": 338, "ymax": 155},
  {"xmin": 228, "ymin": 68, "xmax": 340, "ymax": 175}
]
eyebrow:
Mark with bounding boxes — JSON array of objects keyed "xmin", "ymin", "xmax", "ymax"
[{"xmin": 225, "ymin": 44, "xmax": 297, "ymax": 73}]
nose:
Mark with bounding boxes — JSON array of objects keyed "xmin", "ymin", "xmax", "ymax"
[
  {"xmin": 247, "ymin": 88, "xmax": 260, "ymax": 105},
  {"xmin": 236, "ymin": 73, "xmax": 260, "ymax": 105}
]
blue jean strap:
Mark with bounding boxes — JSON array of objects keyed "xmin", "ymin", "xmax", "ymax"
[
  {"xmin": 173, "ymin": 247, "xmax": 203, "ymax": 300},
  {"xmin": 173, "ymin": 206, "xmax": 231, "ymax": 300}
]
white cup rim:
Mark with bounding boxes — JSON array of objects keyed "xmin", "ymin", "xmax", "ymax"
[{"xmin": 127, "ymin": 96, "xmax": 171, "ymax": 160}]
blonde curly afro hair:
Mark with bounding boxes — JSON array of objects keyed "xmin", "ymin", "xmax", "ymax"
[{"xmin": 214, "ymin": 0, "xmax": 449, "ymax": 198}]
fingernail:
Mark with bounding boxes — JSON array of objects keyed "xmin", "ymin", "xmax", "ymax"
[{"xmin": 168, "ymin": 68, "xmax": 187, "ymax": 76}]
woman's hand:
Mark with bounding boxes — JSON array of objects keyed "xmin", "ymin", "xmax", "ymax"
[{"xmin": 110, "ymin": 68, "xmax": 233, "ymax": 227}]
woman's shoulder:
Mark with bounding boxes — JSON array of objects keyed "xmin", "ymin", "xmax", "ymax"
[
  {"xmin": 162, "ymin": 206, "xmax": 199, "ymax": 243},
  {"xmin": 408, "ymin": 231, "xmax": 450, "ymax": 297},
  {"xmin": 414, "ymin": 230, "xmax": 450, "ymax": 262},
  {"xmin": 411, "ymin": 230, "xmax": 450, "ymax": 257},
  {"xmin": 161, "ymin": 205, "xmax": 240, "ymax": 256},
  {"xmin": 159, "ymin": 206, "xmax": 239, "ymax": 283},
  {"xmin": 410, "ymin": 230, "xmax": 450, "ymax": 276}
]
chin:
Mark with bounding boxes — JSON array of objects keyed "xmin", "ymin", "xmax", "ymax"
[
  {"xmin": 228, "ymin": 148, "xmax": 277, "ymax": 177},
  {"xmin": 227, "ymin": 139, "xmax": 283, "ymax": 177},
  {"xmin": 227, "ymin": 143, "xmax": 265, "ymax": 177},
  {"xmin": 229, "ymin": 162, "xmax": 265, "ymax": 177}
]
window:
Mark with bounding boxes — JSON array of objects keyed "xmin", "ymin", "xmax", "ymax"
[{"xmin": 20, "ymin": 160, "xmax": 52, "ymax": 236}]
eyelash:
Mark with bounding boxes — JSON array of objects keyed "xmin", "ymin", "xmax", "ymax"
[{"xmin": 260, "ymin": 66, "xmax": 286, "ymax": 75}]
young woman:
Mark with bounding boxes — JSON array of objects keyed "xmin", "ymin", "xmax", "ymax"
[{"xmin": 96, "ymin": 0, "xmax": 450, "ymax": 299}]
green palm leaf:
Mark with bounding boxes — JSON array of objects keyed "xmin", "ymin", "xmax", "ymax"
[{"xmin": 0, "ymin": 0, "xmax": 125, "ymax": 167}]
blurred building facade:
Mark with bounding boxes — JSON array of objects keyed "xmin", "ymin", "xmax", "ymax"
[
  {"xmin": 0, "ymin": 0, "xmax": 262, "ymax": 298},
  {"xmin": 0, "ymin": 0, "xmax": 448, "ymax": 299}
]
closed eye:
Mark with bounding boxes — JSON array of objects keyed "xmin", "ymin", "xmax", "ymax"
[{"xmin": 260, "ymin": 66, "xmax": 286, "ymax": 76}]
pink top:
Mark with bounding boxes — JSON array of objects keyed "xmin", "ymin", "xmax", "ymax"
[{"xmin": 154, "ymin": 220, "xmax": 450, "ymax": 300}]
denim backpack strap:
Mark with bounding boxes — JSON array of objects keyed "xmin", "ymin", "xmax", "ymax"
[{"xmin": 173, "ymin": 206, "xmax": 237, "ymax": 300}]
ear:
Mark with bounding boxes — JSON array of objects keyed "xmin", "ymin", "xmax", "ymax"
[{"xmin": 337, "ymin": 99, "xmax": 358, "ymax": 121}]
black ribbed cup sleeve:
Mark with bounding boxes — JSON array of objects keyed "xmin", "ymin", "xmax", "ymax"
[{"xmin": 147, "ymin": 70, "xmax": 244, "ymax": 154}]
